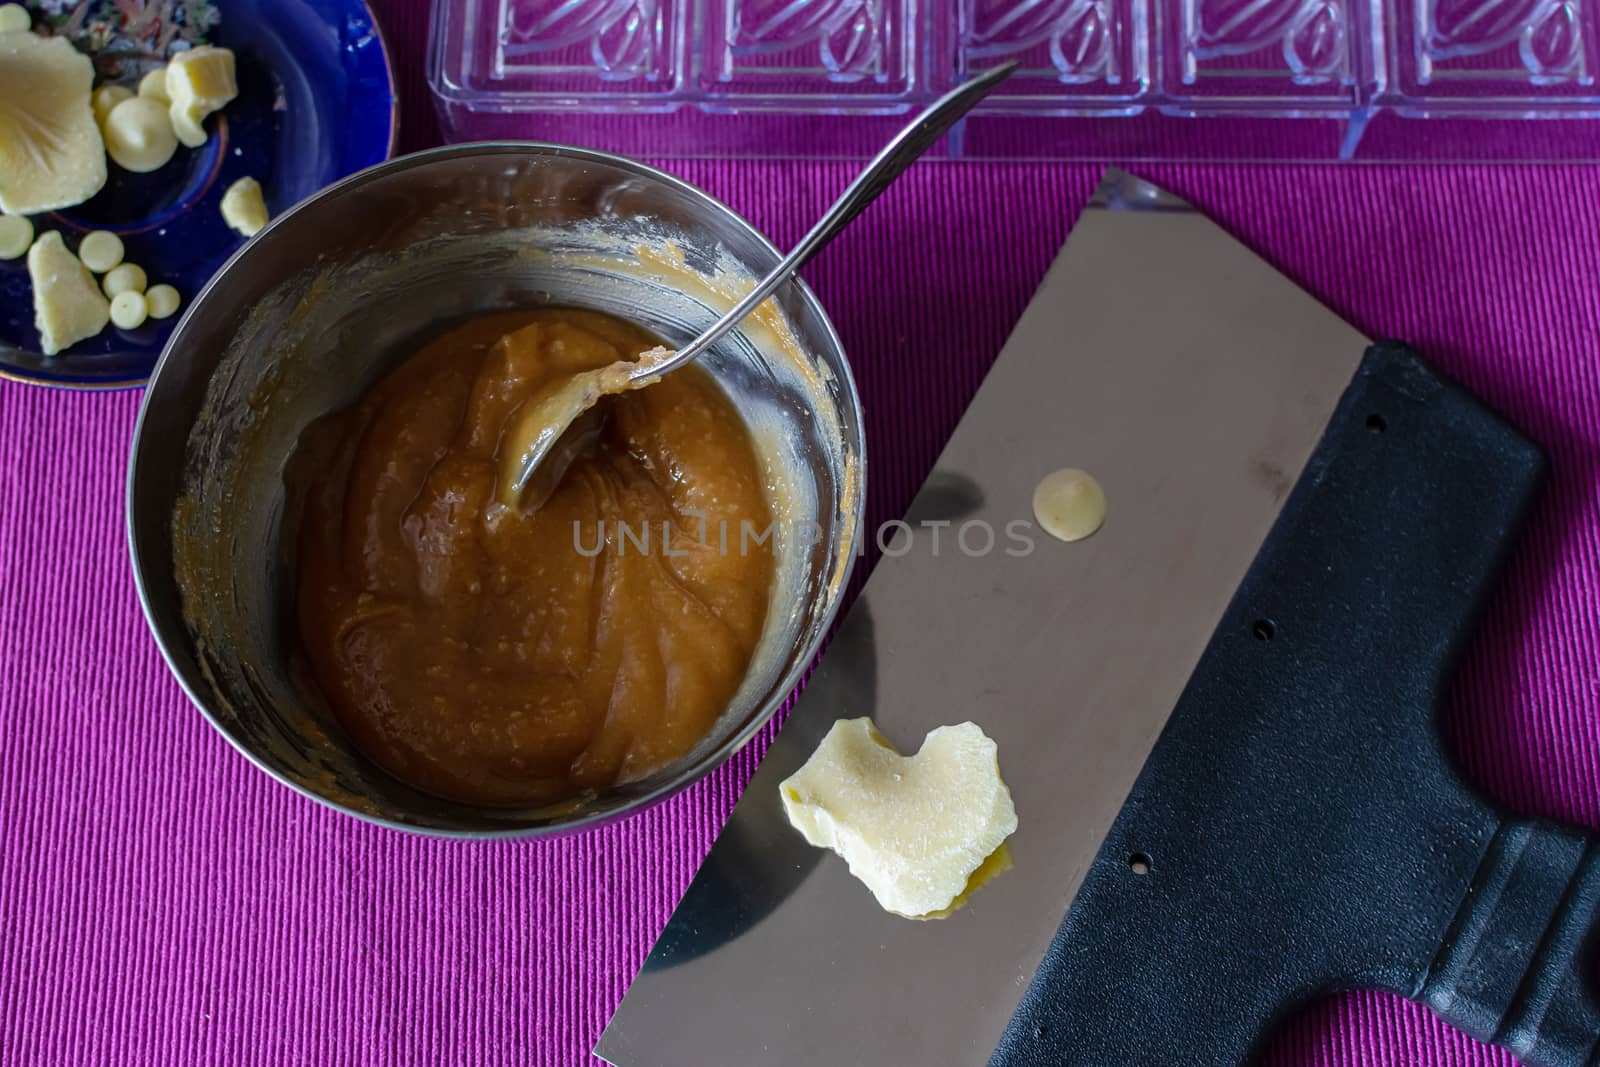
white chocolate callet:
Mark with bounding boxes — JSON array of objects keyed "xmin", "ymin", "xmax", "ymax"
[
  {"xmin": 145, "ymin": 283, "xmax": 181, "ymax": 320},
  {"xmin": 0, "ymin": 214, "xmax": 32, "ymax": 259},
  {"xmin": 0, "ymin": 33, "xmax": 107, "ymax": 215},
  {"xmin": 76, "ymin": 230, "xmax": 123, "ymax": 273},
  {"xmin": 1032, "ymin": 467, "xmax": 1107, "ymax": 543},
  {"xmin": 103, "ymin": 262, "xmax": 147, "ymax": 298},
  {"xmin": 0, "ymin": 4, "xmax": 29, "ymax": 33},
  {"xmin": 220, "ymin": 176, "xmax": 269, "ymax": 237},
  {"xmin": 109, "ymin": 290, "xmax": 148, "ymax": 330},
  {"xmin": 103, "ymin": 96, "xmax": 178, "ymax": 173},
  {"xmin": 165, "ymin": 45, "xmax": 237, "ymax": 148},
  {"xmin": 92, "ymin": 84, "xmax": 134, "ymax": 125},
  {"xmin": 28, "ymin": 230, "xmax": 109, "ymax": 356},
  {"xmin": 780, "ymin": 718, "xmax": 1018, "ymax": 918},
  {"xmin": 137, "ymin": 66, "xmax": 169, "ymax": 104}
]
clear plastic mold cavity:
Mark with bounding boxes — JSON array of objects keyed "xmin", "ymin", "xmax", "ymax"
[{"xmin": 428, "ymin": 0, "xmax": 1600, "ymax": 160}]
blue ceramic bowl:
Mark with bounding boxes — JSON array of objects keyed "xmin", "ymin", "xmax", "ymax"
[{"xmin": 0, "ymin": 0, "xmax": 397, "ymax": 390}]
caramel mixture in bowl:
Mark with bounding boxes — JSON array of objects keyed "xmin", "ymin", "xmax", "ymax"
[{"xmin": 293, "ymin": 309, "xmax": 776, "ymax": 807}]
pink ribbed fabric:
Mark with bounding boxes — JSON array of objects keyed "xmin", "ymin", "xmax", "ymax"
[{"xmin": 0, "ymin": 4, "xmax": 1595, "ymax": 1064}]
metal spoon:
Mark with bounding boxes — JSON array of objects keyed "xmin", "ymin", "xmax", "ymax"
[{"xmin": 500, "ymin": 60, "xmax": 1019, "ymax": 510}]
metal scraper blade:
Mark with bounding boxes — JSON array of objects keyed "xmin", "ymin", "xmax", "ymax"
[{"xmin": 595, "ymin": 169, "xmax": 1369, "ymax": 1067}]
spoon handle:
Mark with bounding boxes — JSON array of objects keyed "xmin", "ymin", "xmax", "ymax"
[{"xmin": 635, "ymin": 61, "xmax": 1018, "ymax": 381}]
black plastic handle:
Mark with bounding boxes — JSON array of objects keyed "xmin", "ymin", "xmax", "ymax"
[
  {"xmin": 1425, "ymin": 819, "xmax": 1600, "ymax": 1065},
  {"xmin": 990, "ymin": 344, "xmax": 1592, "ymax": 1066}
]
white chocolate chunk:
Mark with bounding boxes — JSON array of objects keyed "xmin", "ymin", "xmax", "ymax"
[
  {"xmin": 102, "ymin": 262, "xmax": 147, "ymax": 298},
  {"xmin": 103, "ymin": 96, "xmax": 178, "ymax": 173},
  {"xmin": 0, "ymin": 213, "xmax": 32, "ymax": 259},
  {"xmin": 137, "ymin": 66, "xmax": 169, "ymax": 104},
  {"xmin": 109, "ymin": 289, "xmax": 148, "ymax": 330},
  {"xmin": 0, "ymin": 4, "xmax": 29, "ymax": 33},
  {"xmin": 28, "ymin": 231, "xmax": 109, "ymax": 356},
  {"xmin": 1032, "ymin": 467, "xmax": 1107, "ymax": 543},
  {"xmin": 165, "ymin": 45, "xmax": 237, "ymax": 148},
  {"xmin": 220, "ymin": 176, "xmax": 269, "ymax": 237},
  {"xmin": 780, "ymin": 719, "xmax": 1018, "ymax": 918},
  {"xmin": 91, "ymin": 84, "xmax": 134, "ymax": 125},
  {"xmin": 0, "ymin": 33, "xmax": 107, "ymax": 215},
  {"xmin": 145, "ymin": 283, "xmax": 181, "ymax": 319},
  {"xmin": 77, "ymin": 230, "xmax": 123, "ymax": 273}
]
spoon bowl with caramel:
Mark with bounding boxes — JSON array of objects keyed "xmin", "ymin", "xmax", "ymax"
[{"xmin": 128, "ymin": 144, "xmax": 865, "ymax": 836}]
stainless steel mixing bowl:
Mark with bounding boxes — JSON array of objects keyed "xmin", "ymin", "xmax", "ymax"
[{"xmin": 127, "ymin": 144, "xmax": 865, "ymax": 836}]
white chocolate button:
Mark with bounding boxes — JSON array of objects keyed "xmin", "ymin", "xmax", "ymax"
[
  {"xmin": 76, "ymin": 230, "xmax": 123, "ymax": 273},
  {"xmin": 166, "ymin": 45, "xmax": 237, "ymax": 148},
  {"xmin": 0, "ymin": 4, "xmax": 29, "ymax": 33},
  {"xmin": 0, "ymin": 213, "xmax": 32, "ymax": 259},
  {"xmin": 145, "ymin": 283, "xmax": 181, "ymax": 320},
  {"xmin": 137, "ymin": 66, "xmax": 169, "ymax": 104},
  {"xmin": 103, "ymin": 262, "xmax": 147, "ymax": 298},
  {"xmin": 103, "ymin": 96, "xmax": 178, "ymax": 173},
  {"xmin": 220, "ymin": 176, "xmax": 269, "ymax": 237},
  {"xmin": 28, "ymin": 231, "xmax": 109, "ymax": 356},
  {"xmin": 109, "ymin": 289, "xmax": 148, "ymax": 330},
  {"xmin": 91, "ymin": 84, "xmax": 133, "ymax": 125},
  {"xmin": 780, "ymin": 718, "xmax": 1018, "ymax": 919},
  {"xmin": 1032, "ymin": 467, "xmax": 1107, "ymax": 543}
]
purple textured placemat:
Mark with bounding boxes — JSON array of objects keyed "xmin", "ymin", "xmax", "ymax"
[{"xmin": 2, "ymin": 4, "xmax": 1597, "ymax": 1065}]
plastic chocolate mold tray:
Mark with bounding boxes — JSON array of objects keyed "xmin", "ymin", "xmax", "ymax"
[{"xmin": 428, "ymin": 0, "xmax": 1600, "ymax": 159}]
